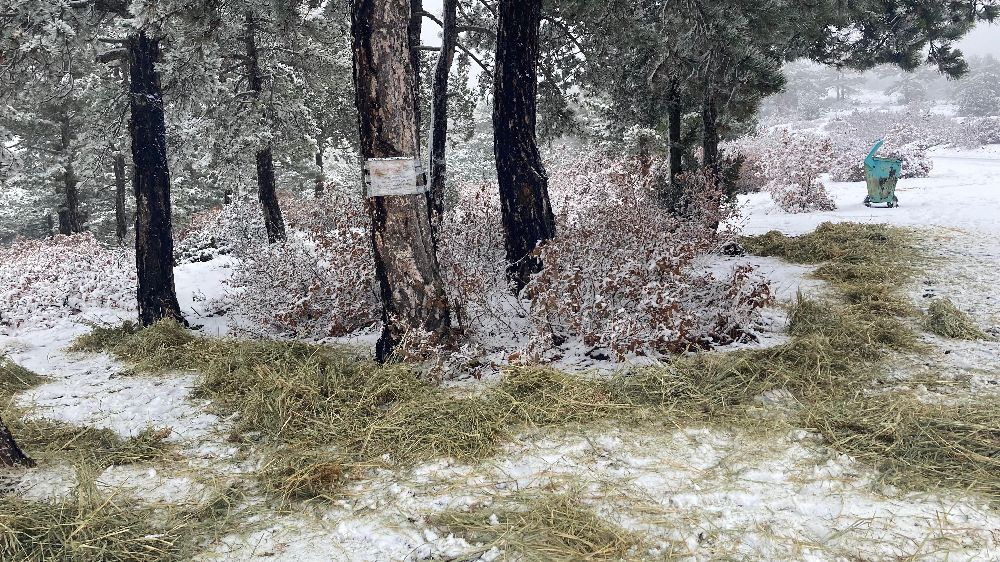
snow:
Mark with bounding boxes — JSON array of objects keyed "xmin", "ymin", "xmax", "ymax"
[
  {"xmin": 3, "ymin": 147, "xmax": 1000, "ymax": 561},
  {"xmin": 739, "ymin": 147, "xmax": 1000, "ymax": 236}
]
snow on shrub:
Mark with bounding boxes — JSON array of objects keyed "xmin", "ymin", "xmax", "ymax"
[
  {"xmin": 439, "ymin": 152, "xmax": 773, "ymax": 361},
  {"xmin": 175, "ymin": 195, "xmax": 267, "ymax": 263},
  {"xmin": 190, "ymin": 152, "xmax": 773, "ymax": 360},
  {"xmin": 970, "ymin": 117, "xmax": 1000, "ymax": 145},
  {"xmin": 0, "ymin": 234, "xmax": 136, "ymax": 330},
  {"xmin": 210, "ymin": 192, "xmax": 378, "ymax": 339},
  {"xmin": 726, "ymin": 128, "xmax": 838, "ymax": 213},
  {"xmin": 825, "ymin": 111, "xmax": 934, "ymax": 181}
]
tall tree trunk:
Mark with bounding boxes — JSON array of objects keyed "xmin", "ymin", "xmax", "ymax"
[
  {"xmin": 493, "ymin": 0, "xmax": 556, "ymax": 293},
  {"xmin": 244, "ymin": 10, "xmax": 287, "ymax": 243},
  {"xmin": 59, "ymin": 112, "xmax": 83, "ymax": 234},
  {"xmin": 352, "ymin": 0, "xmax": 452, "ymax": 362},
  {"xmin": 428, "ymin": 0, "xmax": 457, "ymax": 224},
  {"xmin": 128, "ymin": 32, "xmax": 184, "ymax": 327},
  {"xmin": 314, "ymin": 147, "xmax": 325, "ymax": 197},
  {"xmin": 702, "ymin": 90, "xmax": 720, "ymax": 176},
  {"xmin": 702, "ymin": 89, "xmax": 723, "ymax": 231},
  {"xmin": 667, "ymin": 81, "xmax": 683, "ymax": 186},
  {"xmin": 0, "ymin": 414, "xmax": 34, "ymax": 468},
  {"xmin": 113, "ymin": 145, "xmax": 128, "ymax": 243},
  {"xmin": 409, "ymin": 0, "xmax": 423, "ymax": 134}
]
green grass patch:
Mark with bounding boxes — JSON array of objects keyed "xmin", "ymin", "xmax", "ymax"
[
  {"xmin": 433, "ymin": 493, "xmax": 640, "ymax": 562},
  {"xmin": 922, "ymin": 298, "xmax": 986, "ymax": 340}
]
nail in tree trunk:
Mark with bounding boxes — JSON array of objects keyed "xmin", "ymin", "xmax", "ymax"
[
  {"xmin": 128, "ymin": 32, "xmax": 185, "ymax": 327},
  {"xmin": 113, "ymin": 146, "xmax": 128, "ymax": 243},
  {"xmin": 428, "ymin": 0, "xmax": 457, "ymax": 223},
  {"xmin": 493, "ymin": 0, "xmax": 556, "ymax": 293},
  {"xmin": 352, "ymin": 0, "xmax": 452, "ymax": 362},
  {"xmin": 0, "ymin": 414, "xmax": 34, "ymax": 468},
  {"xmin": 244, "ymin": 10, "xmax": 287, "ymax": 243}
]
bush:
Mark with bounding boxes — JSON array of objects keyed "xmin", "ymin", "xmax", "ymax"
[
  {"xmin": 0, "ymin": 234, "xmax": 135, "ymax": 330},
  {"xmin": 440, "ymin": 152, "xmax": 773, "ymax": 360},
  {"xmin": 222, "ymin": 193, "xmax": 378, "ymax": 339},
  {"xmin": 970, "ymin": 116, "xmax": 1000, "ymax": 145},
  {"xmin": 726, "ymin": 128, "xmax": 839, "ymax": 213}
]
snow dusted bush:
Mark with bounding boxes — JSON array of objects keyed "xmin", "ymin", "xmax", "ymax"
[
  {"xmin": 0, "ymin": 234, "xmax": 135, "ymax": 329},
  {"xmin": 969, "ymin": 117, "xmax": 1000, "ymax": 145},
  {"xmin": 825, "ymin": 111, "xmax": 935, "ymax": 181},
  {"xmin": 180, "ymin": 191, "xmax": 378, "ymax": 339},
  {"xmin": 726, "ymin": 128, "xmax": 838, "ymax": 213},
  {"xmin": 439, "ymin": 152, "xmax": 773, "ymax": 361},
  {"xmin": 190, "ymin": 151, "xmax": 773, "ymax": 359},
  {"xmin": 175, "ymin": 195, "xmax": 267, "ymax": 263}
]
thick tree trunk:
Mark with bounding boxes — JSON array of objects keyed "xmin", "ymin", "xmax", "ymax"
[
  {"xmin": 244, "ymin": 11, "xmax": 287, "ymax": 243},
  {"xmin": 352, "ymin": 0, "xmax": 452, "ymax": 362},
  {"xmin": 314, "ymin": 148, "xmax": 325, "ymax": 197},
  {"xmin": 128, "ymin": 32, "xmax": 184, "ymax": 327},
  {"xmin": 59, "ymin": 112, "xmax": 83, "ymax": 234},
  {"xmin": 493, "ymin": 0, "xmax": 556, "ymax": 293},
  {"xmin": 0, "ymin": 414, "xmax": 34, "ymax": 468},
  {"xmin": 114, "ymin": 146, "xmax": 128, "ymax": 243},
  {"xmin": 428, "ymin": 0, "xmax": 457, "ymax": 223}
]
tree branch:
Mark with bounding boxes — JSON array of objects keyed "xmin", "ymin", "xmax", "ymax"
[
  {"xmin": 458, "ymin": 25, "xmax": 495, "ymax": 38},
  {"xmin": 97, "ymin": 49, "xmax": 127, "ymax": 63},
  {"xmin": 68, "ymin": 0, "xmax": 129, "ymax": 17}
]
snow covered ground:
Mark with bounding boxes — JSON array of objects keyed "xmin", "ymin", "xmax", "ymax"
[{"xmin": 2, "ymin": 148, "xmax": 1000, "ymax": 560}]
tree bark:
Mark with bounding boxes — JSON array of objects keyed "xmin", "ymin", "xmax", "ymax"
[
  {"xmin": 128, "ymin": 32, "xmax": 185, "ymax": 327},
  {"xmin": 702, "ymin": 89, "xmax": 724, "ymax": 231},
  {"xmin": 244, "ymin": 10, "xmax": 287, "ymax": 243},
  {"xmin": 667, "ymin": 81, "xmax": 683, "ymax": 186},
  {"xmin": 409, "ymin": 0, "xmax": 423, "ymax": 134},
  {"xmin": 0, "ymin": 414, "xmax": 34, "ymax": 468},
  {"xmin": 493, "ymin": 0, "xmax": 556, "ymax": 293},
  {"xmin": 702, "ymin": 90, "xmax": 720, "ymax": 177},
  {"xmin": 314, "ymin": 148, "xmax": 325, "ymax": 197},
  {"xmin": 429, "ymin": 0, "xmax": 457, "ymax": 224},
  {"xmin": 352, "ymin": 0, "xmax": 452, "ymax": 362},
  {"xmin": 58, "ymin": 111, "xmax": 83, "ymax": 235},
  {"xmin": 113, "ymin": 146, "xmax": 128, "ymax": 243}
]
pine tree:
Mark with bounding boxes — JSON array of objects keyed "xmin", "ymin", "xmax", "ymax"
[
  {"xmin": 493, "ymin": 0, "xmax": 556, "ymax": 293},
  {"xmin": 351, "ymin": 0, "xmax": 453, "ymax": 362}
]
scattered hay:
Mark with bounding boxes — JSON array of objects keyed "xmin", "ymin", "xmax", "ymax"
[
  {"xmin": 0, "ymin": 470, "xmax": 243, "ymax": 562},
  {"xmin": 805, "ymin": 392, "xmax": 1000, "ymax": 499},
  {"xmin": 68, "ymin": 321, "xmax": 138, "ymax": 353},
  {"xmin": 923, "ymin": 298, "xmax": 986, "ymax": 340},
  {"xmin": 742, "ymin": 222, "xmax": 910, "ymax": 268},
  {"xmin": 0, "ymin": 356, "xmax": 47, "ymax": 399},
  {"xmin": 7, "ymin": 416, "xmax": 173, "ymax": 469},
  {"xmin": 433, "ymin": 493, "xmax": 640, "ymax": 562}
]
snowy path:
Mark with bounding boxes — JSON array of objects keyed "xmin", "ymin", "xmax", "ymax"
[{"xmin": 2, "ymin": 150, "xmax": 1000, "ymax": 560}]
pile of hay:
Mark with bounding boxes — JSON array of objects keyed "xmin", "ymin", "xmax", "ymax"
[
  {"xmin": 433, "ymin": 493, "xmax": 640, "ymax": 562},
  {"xmin": 923, "ymin": 298, "xmax": 986, "ymax": 340}
]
